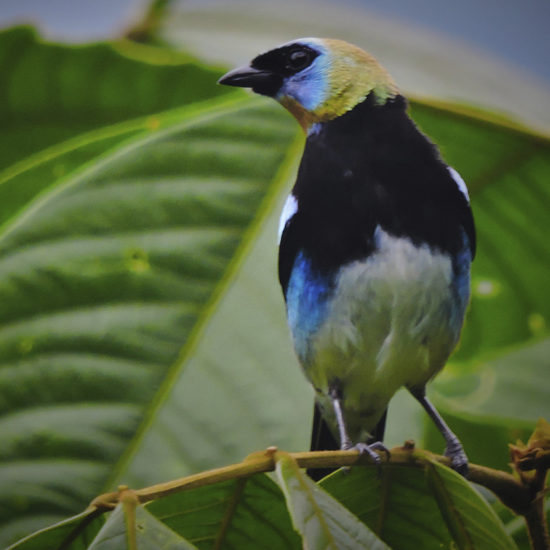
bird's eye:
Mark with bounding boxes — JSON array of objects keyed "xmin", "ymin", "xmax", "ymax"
[{"xmin": 288, "ymin": 49, "xmax": 311, "ymax": 71}]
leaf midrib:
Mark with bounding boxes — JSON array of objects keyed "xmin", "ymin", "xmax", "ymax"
[{"xmin": 102, "ymin": 121, "xmax": 303, "ymax": 490}]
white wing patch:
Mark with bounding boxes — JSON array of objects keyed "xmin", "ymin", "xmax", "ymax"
[
  {"xmin": 278, "ymin": 194, "xmax": 298, "ymax": 243},
  {"xmin": 448, "ymin": 166, "xmax": 470, "ymax": 202}
]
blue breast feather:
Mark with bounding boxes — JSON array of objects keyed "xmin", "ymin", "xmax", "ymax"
[
  {"xmin": 285, "ymin": 251, "xmax": 333, "ymax": 363},
  {"xmin": 451, "ymin": 230, "xmax": 473, "ymax": 334},
  {"xmin": 285, "ymin": 230, "xmax": 472, "ymax": 370}
]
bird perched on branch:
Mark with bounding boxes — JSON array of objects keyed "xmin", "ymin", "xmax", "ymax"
[{"xmin": 219, "ymin": 38, "xmax": 475, "ymax": 478}]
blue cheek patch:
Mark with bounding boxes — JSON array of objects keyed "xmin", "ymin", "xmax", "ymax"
[
  {"xmin": 285, "ymin": 251, "xmax": 334, "ymax": 362},
  {"xmin": 278, "ymin": 52, "xmax": 331, "ymax": 111}
]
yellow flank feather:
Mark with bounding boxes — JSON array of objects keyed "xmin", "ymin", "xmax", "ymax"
[{"xmin": 281, "ymin": 39, "xmax": 398, "ymax": 132}]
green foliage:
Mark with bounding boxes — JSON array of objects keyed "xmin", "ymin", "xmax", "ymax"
[
  {"xmin": 89, "ymin": 505, "xmax": 200, "ymax": 550},
  {"xmin": 146, "ymin": 474, "xmax": 300, "ymax": 549},
  {"xmin": 9, "ymin": 453, "xmax": 520, "ymax": 550},
  {"xmin": 410, "ymin": 101, "xmax": 550, "ymax": 363},
  {"xmin": 0, "ymin": 26, "xmax": 300, "ymax": 546},
  {"xmin": 276, "ymin": 454, "xmax": 390, "ymax": 549},
  {"xmin": 322, "ymin": 462, "xmax": 518, "ymax": 550},
  {"xmin": 0, "ymin": 24, "xmax": 549, "ymax": 549},
  {"xmin": 412, "ymin": 101, "xmax": 550, "ymax": 473}
]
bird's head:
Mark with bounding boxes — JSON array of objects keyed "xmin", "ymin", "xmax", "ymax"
[{"xmin": 219, "ymin": 38, "xmax": 399, "ymax": 131}]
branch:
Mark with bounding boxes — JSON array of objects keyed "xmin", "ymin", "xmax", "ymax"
[
  {"xmin": 517, "ymin": 449, "xmax": 550, "ymax": 472},
  {"xmin": 90, "ymin": 443, "xmax": 530, "ymax": 513},
  {"xmin": 509, "ymin": 419, "xmax": 550, "ymax": 550}
]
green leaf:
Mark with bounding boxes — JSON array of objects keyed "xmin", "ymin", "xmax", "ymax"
[
  {"xmin": 10, "ymin": 473, "xmax": 302, "ymax": 549},
  {"xmin": 426, "ymin": 338, "xmax": 550, "ymax": 471},
  {"xmin": 409, "ymin": 101, "xmax": 550, "ymax": 364},
  {"xmin": 83, "ymin": 503, "xmax": 200, "ymax": 550},
  {"xmin": 391, "ymin": 103, "xmax": 550, "ymax": 468},
  {"xmin": 6, "ymin": 509, "xmax": 104, "ymax": 550},
  {"xmin": 320, "ymin": 463, "xmax": 518, "ymax": 550},
  {"xmin": 0, "ymin": 26, "xmax": 300, "ymax": 546},
  {"xmin": 0, "ymin": 26, "xmax": 227, "ymax": 169},
  {"xmin": 84, "ymin": 505, "xmax": 133, "ymax": 550},
  {"xmin": 321, "ymin": 466, "xmax": 452, "ymax": 549},
  {"xmin": 146, "ymin": 474, "xmax": 301, "ymax": 549},
  {"xmin": 140, "ymin": 1, "xmax": 550, "ymax": 526},
  {"xmin": 130, "ymin": 506, "xmax": 200, "ymax": 550},
  {"xmin": 275, "ymin": 454, "xmax": 390, "ymax": 550},
  {"xmin": 426, "ymin": 460, "xmax": 517, "ymax": 550},
  {"xmin": 3, "ymin": 17, "xmax": 550, "ymax": 549}
]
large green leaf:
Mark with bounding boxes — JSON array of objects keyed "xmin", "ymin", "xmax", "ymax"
[
  {"xmin": 146, "ymin": 474, "xmax": 301, "ymax": 549},
  {"xmin": 5, "ymin": 509, "xmax": 103, "ymax": 550},
  {"xmin": 2, "ymin": 19, "xmax": 550, "ymax": 549},
  {"xmin": 117, "ymin": 96, "xmax": 550, "ymax": 488},
  {"xmin": 8, "ymin": 457, "xmax": 519, "ymax": 550},
  {"xmin": 9, "ymin": 474, "xmax": 301, "ymax": 550},
  {"xmin": 409, "ymin": 101, "xmax": 550, "ymax": 364},
  {"xmin": 320, "ymin": 463, "xmax": 517, "ymax": 550},
  {"xmin": 401, "ymin": 101, "xmax": 550, "ymax": 471},
  {"xmin": 145, "ymin": 0, "xmax": 550, "ymax": 484},
  {"xmin": 0, "ymin": 26, "xmax": 226, "ymax": 169},
  {"xmin": 87, "ymin": 504, "xmax": 200, "ymax": 550},
  {"xmin": 425, "ymin": 337, "xmax": 550, "ymax": 472},
  {"xmin": 0, "ymin": 27, "xmax": 300, "ymax": 546},
  {"xmin": 275, "ymin": 454, "xmax": 390, "ymax": 550}
]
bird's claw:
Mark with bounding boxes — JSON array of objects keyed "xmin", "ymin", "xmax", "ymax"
[{"xmin": 348, "ymin": 441, "xmax": 390, "ymax": 464}]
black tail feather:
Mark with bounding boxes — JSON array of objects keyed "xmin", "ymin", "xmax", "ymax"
[
  {"xmin": 310, "ymin": 401, "xmax": 339, "ymax": 452},
  {"xmin": 308, "ymin": 402, "xmax": 339, "ymax": 481},
  {"xmin": 372, "ymin": 409, "xmax": 387, "ymax": 443}
]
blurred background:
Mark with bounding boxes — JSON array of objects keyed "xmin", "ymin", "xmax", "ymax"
[
  {"xmin": 1, "ymin": 1, "xmax": 549, "ymax": 546},
  {"xmin": 2, "ymin": 0, "xmax": 550, "ymax": 130}
]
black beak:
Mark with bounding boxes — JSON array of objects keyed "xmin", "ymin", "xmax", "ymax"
[{"xmin": 218, "ymin": 66, "xmax": 282, "ymax": 97}]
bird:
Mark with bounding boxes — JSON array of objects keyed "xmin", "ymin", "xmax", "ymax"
[{"xmin": 219, "ymin": 38, "xmax": 475, "ymax": 478}]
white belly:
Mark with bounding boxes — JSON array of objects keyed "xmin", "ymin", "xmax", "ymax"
[{"xmin": 303, "ymin": 228, "xmax": 464, "ymax": 441}]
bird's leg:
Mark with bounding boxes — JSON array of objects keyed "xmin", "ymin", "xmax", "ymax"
[
  {"xmin": 411, "ymin": 387, "xmax": 469, "ymax": 476},
  {"xmin": 329, "ymin": 386, "xmax": 353, "ymax": 450},
  {"xmin": 329, "ymin": 385, "xmax": 387, "ymax": 465}
]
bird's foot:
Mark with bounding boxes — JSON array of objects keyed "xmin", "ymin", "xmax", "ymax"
[
  {"xmin": 444, "ymin": 437, "xmax": 469, "ymax": 477},
  {"xmin": 345, "ymin": 441, "xmax": 390, "ymax": 465}
]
